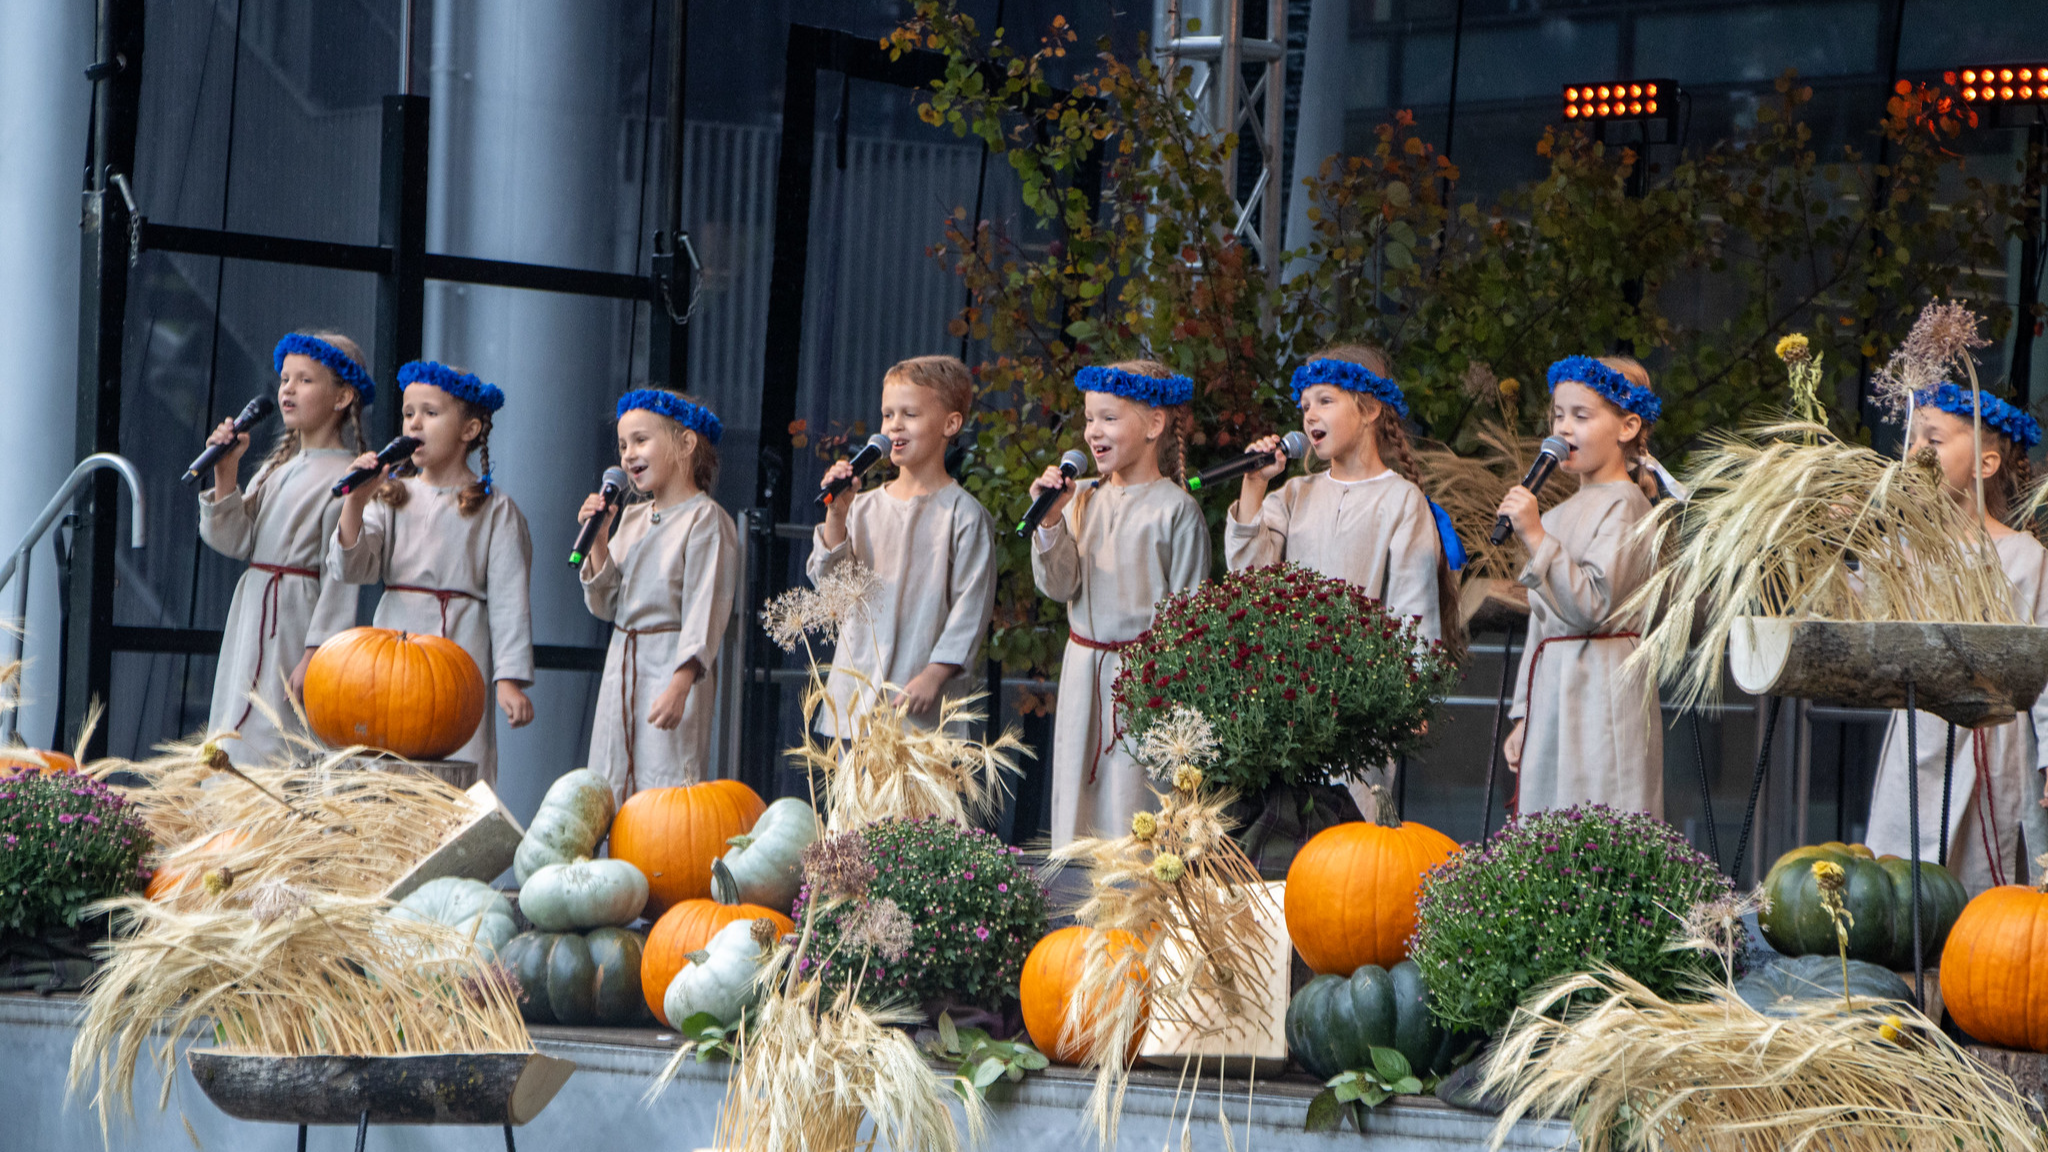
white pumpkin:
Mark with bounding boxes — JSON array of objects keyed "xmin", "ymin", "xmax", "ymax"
[
  {"xmin": 709, "ymin": 797, "xmax": 819, "ymax": 914},
  {"xmin": 664, "ymin": 918, "xmax": 768, "ymax": 1028},
  {"xmin": 515, "ymin": 768, "xmax": 616, "ymax": 883},
  {"xmin": 389, "ymin": 876, "xmax": 517, "ymax": 958},
  {"xmin": 519, "ymin": 857, "xmax": 649, "ymax": 931}
]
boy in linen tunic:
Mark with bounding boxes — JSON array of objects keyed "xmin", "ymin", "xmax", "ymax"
[
  {"xmin": 203, "ymin": 447, "xmax": 360, "ymax": 765},
  {"xmin": 582, "ymin": 491, "xmax": 738, "ymax": 799},
  {"xmin": 326, "ymin": 478, "xmax": 535, "ymax": 780}
]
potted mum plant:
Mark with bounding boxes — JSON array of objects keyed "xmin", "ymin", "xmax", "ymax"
[{"xmin": 0, "ymin": 767, "xmax": 150, "ymax": 990}]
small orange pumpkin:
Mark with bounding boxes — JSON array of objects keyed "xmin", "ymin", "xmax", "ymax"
[
  {"xmin": 1020, "ymin": 925, "xmax": 1150, "ymax": 1065},
  {"xmin": 146, "ymin": 828, "xmax": 257, "ymax": 901},
  {"xmin": 609, "ymin": 779, "xmax": 766, "ymax": 917},
  {"xmin": 1940, "ymin": 873, "xmax": 2048, "ymax": 1052},
  {"xmin": 302, "ymin": 627, "xmax": 486, "ymax": 760},
  {"xmin": 1284, "ymin": 787, "xmax": 1459, "ymax": 976},
  {"xmin": 639, "ymin": 896, "xmax": 795, "ymax": 1020},
  {"xmin": 0, "ymin": 748, "xmax": 76, "ymax": 775}
]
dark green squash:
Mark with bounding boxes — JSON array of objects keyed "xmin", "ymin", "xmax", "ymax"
[
  {"xmin": 1735, "ymin": 955, "xmax": 1914, "ymax": 1016},
  {"xmin": 1285, "ymin": 961, "xmax": 1463, "ymax": 1081},
  {"xmin": 501, "ymin": 926, "xmax": 647, "ymax": 1026},
  {"xmin": 1757, "ymin": 842, "xmax": 1965, "ymax": 969}
]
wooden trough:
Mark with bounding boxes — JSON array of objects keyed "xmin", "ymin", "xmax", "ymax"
[
  {"xmin": 1728, "ymin": 618, "xmax": 2048, "ymax": 728},
  {"xmin": 185, "ymin": 1049, "xmax": 574, "ymax": 1127}
]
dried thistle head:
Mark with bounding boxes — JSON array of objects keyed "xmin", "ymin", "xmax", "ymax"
[
  {"xmin": 1172, "ymin": 764, "xmax": 1204, "ymax": 794},
  {"xmin": 1130, "ymin": 811, "xmax": 1158, "ymax": 842},
  {"xmin": 841, "ymin": 896, "xmax": 914, "ymax": 960},
  {"xmin": 1667, "ymin": 887, "xmax": 1765, "ymax": 968},
  {"xmin": 202, "ymin": 867, "xmax": 234, "ymax": 897},
  {"xmin": 1873, "ymin": 299, "xmax": 1991, "ymax": 416},
  {"xmin": 1461, "ymin": 359, "xmax": 1501, "ymax": 401},
  {"xmin": 760, "ymin": 562, "xmax": 879, "ymax": 652},
  {"xmin": 1775, "ymin": 333, "xmax": 1812, "ymax": 364},
  {"xmin": 457, "ymin": 961, "xmax": 523, "ymax": 1009},
  {"xmin": 1132, "ymin": 706, "xmax": 1218, "ymax": 783},
  {"xmin": 801, "ymin": 830, "xmax": 876, "ymax": 902},
  {"xmin": 244, "ymin": 879, "xmax": 311, "ymax": 925},
  {"xmin": 1150, "ymin": 852, "xmax": 1185, "ymax": 884},
  {"xmin": 750, "ymin": 917, "xmax": 779, "ymax": 950}
]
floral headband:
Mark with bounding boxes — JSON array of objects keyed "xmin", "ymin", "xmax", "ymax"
[
  {"xmin": 398, "ymin": 360, "xmax": 504, "ymax": 413},
  {"xmin": 1289, "ymin": 357, "xmax": 1411, "ymax": 420},
  {"xmin": 1914, "ymin": 382, "xmax": 2042, "ymax": 449},
  {"xmin": 617, "ymin": 388, "xmax": 724, "ymax": 445},
  {"xmin": 1547, "ymin": 355, "xmax": 1662, "ymax": 425},
  {"xmin": 274, "ymin": 333, "xmax": 375, "ymax": 407},
  {"xmin": 1075, "ymin": 364, "xmax": 1194, "ymax": 408}
]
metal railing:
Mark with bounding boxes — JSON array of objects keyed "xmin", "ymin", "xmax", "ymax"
[{"xmin": 0, "ymin": 453, "xmax": 146, "ymax": 743}]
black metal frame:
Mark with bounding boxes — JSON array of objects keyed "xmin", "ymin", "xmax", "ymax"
[{"xmin": 67, "ymin": 0, "xmax": 690, "ymax": 755}]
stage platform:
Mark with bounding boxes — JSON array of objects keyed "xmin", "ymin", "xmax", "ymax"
[{"xmin": 4, "ymin": 992, "xmax": 1572, "ymax": 1151}]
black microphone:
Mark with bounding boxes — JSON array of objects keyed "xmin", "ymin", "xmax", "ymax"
[
  {"xmin": 1490, "ymin": 435, "xmax": 1571, "ymax": 545},
  {"xmin": 1017, "ymin": 449, "xmax": 1091, "ymax": 537},
  {"xmin": 183, "ymin": 397, "xmax": 277, "ymax": 484},
  {"xmin": 816, "ymin": 433, "xmax": 895, "ymax": 506},
  {"xmin": 569, "ymin": 467, "xmax": 631, "ymax": 567},
  {"xmin": 1185, "ymin": 431, "xmax": 1310, "ymax": 492},
  {"xmin": 331, "ymin": 436, "xmax": 423, "ymax": 498}
]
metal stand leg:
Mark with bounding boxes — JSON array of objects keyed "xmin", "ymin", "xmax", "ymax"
[
  {"xmin": 297, "ymin": 1126, "xmax": 307, "ymax": 1152},
  {"xmin": 1939, "ymin": 723, "xmax": 1956, "ymax": 869},
  {"xmin": 1906, "ymin": 682, "xmax": 1925, "ymax": 1009},
  {"xmin": 1689, "ymin": 710, "xmax": 1721, "ymax": 870},
  {"xmin": 1730, "ymin": 695, "xmax": 1784, "ymax": 882},
  {"xmin": 354, "ymin": 1110, "xmax": 370, "ymax": 1152},
  {"xmin": 1479, "ymin": 629, "xmax": 1517, "ymax": 840},
  {"xmin": 504, "ymin": 1122, "xmax": 517, "ymax": 1151}
]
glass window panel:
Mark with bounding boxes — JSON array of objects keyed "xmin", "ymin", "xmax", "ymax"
[
  {"xmin": 1444, "ymin": 19, "xmax": 1621, "ymax": 105},
  {"xmin": 1635, "ymin": 2, "xmax": 1881, "ymax": 86},
  {"xmin": 1899, "ymin": 0, "xmax": 2048, "ymax": 70}
]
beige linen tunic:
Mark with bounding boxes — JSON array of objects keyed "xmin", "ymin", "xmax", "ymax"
[
  {"xmin": 805, "ymin": 482, "xmax": 997, "ymax": 737},
  {"xmin": 580, "ymin": 493, "xmax": 738, "ymax": 802},
  {"xmin": 1508, "ymin": 481, "xmax": 1663, "ymax": 818},
  {"xmin": 1033, "ymin": 478, "xmax": 1210, "ymax": 846},
  {"xmin": 1223, "ymin": 469, "xmax": 1443, "ymax": 641},
  {"xmin": 326, "ymin": 479, "xmax": 536, "ymax": 782},
  {"xmin": 1868, "ymin": 531, "xmax": 2048, "ymax": 893},
  {"xmin": 200, "ymin": 448, "xmax": 359, "ymax": 767}
]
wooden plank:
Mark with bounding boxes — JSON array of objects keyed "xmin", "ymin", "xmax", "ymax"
[
  {"xmin": 382, "ymin": 781, "xmax": 526, "ymax": 902},
  {"xmin": 185, "ymin": 1049, "xmax": 574, "ymax": 1126}
]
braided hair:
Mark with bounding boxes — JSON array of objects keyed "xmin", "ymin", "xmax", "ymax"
[
  {"xmin": 1982, "ymin": 427, "xmax": 2033, "ymax": 525},
  {"xmin": 376, "ymin": 374, "xmax": 495, "ymax": 517},
  {"xmin": 255, "ymin": 330, "xmax": 371, "ymax": 487},
  {"xmin": 1105, "ymin": 359, "xmax": 1190, "ymax": 483},
  {"xmin": 1595, "ymin": 356, "xmax": 1663, "ymax": 506}
]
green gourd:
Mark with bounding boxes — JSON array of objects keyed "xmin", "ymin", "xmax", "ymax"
[
  {"xmin": 1757, "ymin": 842, "xmax": 1967, "ymax": 969},
  {"xmin": 1736, "ymin": 955, "xmax": 1914, "ymax": 1016},
  {"xmin": 663, "ymin": 918, "xmax": 769, "ymax": 1028},
  {"xmin": 500, "ymin": 926, "xmax": 647, "ymax": 1026},
  {"xmin": 518, "ymin": 857, "xmax": 649, "ymax": 932},
  {"xmin": 515, "ymin": 769, "xmax": 616, "ymax": 884},
  {"xmin": 388, "ymin": 877, "xmax": 516, "ymax": 959},
  {"xmin": 1284, "ymin": 961, "xmax": 1463, "ymax": 1081},
  {"xmin": 709, "ymin": 797, "xmax": 819, "ymax": 914}
]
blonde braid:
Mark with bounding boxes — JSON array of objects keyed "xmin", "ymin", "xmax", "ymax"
[
  {"xmin": 1157, "ymin": 405, "xmax": 1191, "ymax": 484},
  {"xmin": 457, "ymin": 410, "xmax": 494, "ymax": 516}
]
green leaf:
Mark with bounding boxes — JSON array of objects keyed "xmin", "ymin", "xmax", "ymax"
[
  {"xmin": 937, "ymin": 1011, "xmax": 960, "ymax": 1054},
  {"xmin": 1368, "ymin": 1046, "xmax": 1414, "ymax": 1084},
  {"xmin": 972, "ymin": 1057, "xmax": 1007, "ymax": 1089},
  {"xmin": 1304, "ymin": 1088, "xmax": 1343, "ymax": 1132},
  {"xmin": 1393, "ymin": 1077, "xmax": 1424, "ymax": 1095},
  {"xmin": 676, "ymin": 1012, "xmax": 724, "ymax": 1035},
  {"xmin": 1332, "ymin": 1079, "xmax": 1365, "ymax": 1104}
]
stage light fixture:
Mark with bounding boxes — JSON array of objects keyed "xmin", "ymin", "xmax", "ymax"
[
  {"xmin": 1560, "ymin": 78, "xmax": 1679, "ymax": 126},
  {"xmin": 1951, "ymin": 66, "xmax": 2048, "ymax": 104}
]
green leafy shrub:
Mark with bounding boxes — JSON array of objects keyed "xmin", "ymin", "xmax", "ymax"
[
  {"xmin": 1409, "ymin": 805, "xmax": 1736, "ymax": 1035},
  {"xmin": 1112, "ymin": 564, "xmax": 1458, "ymax": 793},
  {"xmin": 0, "ymin": 769, "xmax": 151, "ymax": 936},
  {"xmin": 793, "ymin": 816, "xmax": 1046, "ymax": 1010}
]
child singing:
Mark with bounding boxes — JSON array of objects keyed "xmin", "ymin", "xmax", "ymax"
[
  {"xmin": 577, "ymin": 390, "xmax": 738, "ymax": 801},
  {"xmin": 328, "ymin": 361, "xmax": 535, "ymax": 782},
  {"xmin": 1031, "ymin": 361, "xmax": 1210, "ymax": 846},
  {"xmin": 199, "ymin": 331, "xmax": 373, "ymax": 766},
  {"xmin": 1868, "ymin": 384, "xmax": 2048, "ymax": 893},
  {"xmin": 809, "ymin": 355, "xmax": 996, "ymax": 734},
  {"xmin": 1495, "ymin": 355, "xmax": 1665, "ymax": 818}
]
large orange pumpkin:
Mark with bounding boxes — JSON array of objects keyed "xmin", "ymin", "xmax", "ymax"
[
  {"xmin": 1020, "ymin": 925, "xmax": 1150, "ymax": 1065},
  {"xmin": 640, "ymin": 896, "xmax": 795, "ymax": 1020},
  {"xmin": 146, "ymin": 828, "xmax": 257, "ymax": 900},
  {"xmin": 609, "ymin": 779, "xmax": 766, "ymax": 917},
  {"xmin": 302, "ymin": 627, "xmax": 486, "ymax": 760},
  {"xmin": 0, "ymin": 747, "xmax": 76, "ymax": 775},
  {"xmin": 1940, "ymin": 877, "xmax": 2048, "ymax": 1052},
  {"xmin": 1284, "ymin": 792, "xmax": 1459, "ymax": 976}
]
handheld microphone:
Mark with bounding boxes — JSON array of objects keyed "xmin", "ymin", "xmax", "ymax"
[
  {"xmin": 816, "ymin": 433, "xmax": 895, "ymax": 506},
  {"xmin": 1186, "ymin": 431, "xmax": 1310, "ymax": 491},
  {"xmin": 331, "ymin": 436, "xmax": 423, "ymax": 498},
  {"xmin": 183, "ymin": 397, "xmax": 277, "ymax": 484},
  {"xmin": 568, "ymin": 467, "xmax": 632, "ymax": 567},
  {"xmin": 1489, "ymin": 435, "xmax": 1571, "ymax": 545},
  {"xmin": 1017, "ymin": 449, "xmax": 1091, "ymax": 537}
]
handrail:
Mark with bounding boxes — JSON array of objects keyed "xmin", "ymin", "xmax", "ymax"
[{"xmin": 1, "ymin": 453, "xmax": 146, "ymax": 742}]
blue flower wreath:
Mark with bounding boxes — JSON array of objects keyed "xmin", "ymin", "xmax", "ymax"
[
  {"xmin": 398, "ymin": 360, "xmax": 505, "ymax": 413},
  {"xmin": 1914, "ymin": 381, "xmax": 2043, "ymax": 449},
  {"xmin": 274, "ymin": 333, "xmax": 376, "ymax": 407},
  {"xmin": 617, "ymin": 388, "xmax": 725, "ymax": 445},
  {"xmin": 1546, "ymin": 355, "xmax": 1662, "ymax": 425},
  {"xmin": 1287, "ymin": 358, "xmax": 1411, "ymax": 420},
  {"xmin": 1074, "ymin": 365, "xmax": 1194, "ymax": 408}
]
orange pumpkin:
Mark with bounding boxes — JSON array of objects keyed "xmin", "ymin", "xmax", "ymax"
[
  {"xmin": 639, "ymin": 896, "xmax": 795, "ymax": 1020},
  {"xmin": 302, "ymin": 627, "xmax": 486, "ymax": 760},
  {"xmin": 609, "ymin": 779, "xmax": 766, "ymax": 917},
  {"xmin": 1940, "ymin": 876, "xmax": 2048, "ymax": 1052},
  {"xmin": 1284, "ymin": 791, "xmax": 1459, "ymax": 976},
  {"xmin": 0, "ymin": 748, "xmax": 76, "ymax": 775},
  {"xmin": 146, "ymin": 828, "xmax": 257, "ymax": 901},
  {"xmin": 1020, "ymin": 925, "xmax": 1150, "ymax": 1065}
]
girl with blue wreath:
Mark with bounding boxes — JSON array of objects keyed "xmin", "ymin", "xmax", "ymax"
[
  {"xmin": 1029, "ymin": 359, "xmax": 1210, "ymax": 846},
  {"xmin": 1868, "ymin": 383, "xmax": 2048, "ymax": 892},
  {"xmin": 328, "ymin": 360, "xmax": 536, "ymax": 782},
  {"xmin": 1494, "ymin": 354, "xmax": 1666, "ymax": 819},
  {"xmin": 197, "ymin": 330, "xmax": 375, "ymax": 766},
  {"xmin": 575, "ymin": 389, "xmax": 738, "ymax": 801}
]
